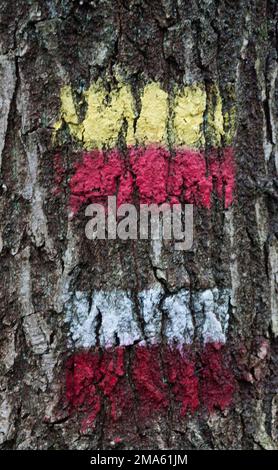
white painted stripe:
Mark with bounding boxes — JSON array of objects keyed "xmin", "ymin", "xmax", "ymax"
[
  {"xmin": 65, "ymin": 286, "xmax": 231, "ymax": 348},
  {"xmin": 193, "ymin": 289, "xmax": 230, "ymax": 344},
  {"xmin": 163, "ymin": 291, "xmax": 194, "ymax": 345},
  {"xmin": 138, "ymin": 287, "xmax": 164, "ymax": 343}
]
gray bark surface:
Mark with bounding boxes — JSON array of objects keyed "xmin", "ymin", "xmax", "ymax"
[{"xmin": 0, "ymin": 0, "xmax": 277, "ymax": 450}]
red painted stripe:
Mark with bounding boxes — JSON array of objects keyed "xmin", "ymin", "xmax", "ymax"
[
  {"xmin": 65, "ymin": 343, "xmax": 235, "ymax": 431},
  {"xmin": 63, "ymin": 145, "xmax": 235, "ymax": 214},
  {"xmin": 164, "ymin": 346, "xmax": 200, "ymax": 416},
  {"xmin": 200, "ymin": 342, "xmax": 235, "ymax": 411}
]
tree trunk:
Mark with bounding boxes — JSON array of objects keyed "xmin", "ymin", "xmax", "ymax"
[{"xmin": 0, "ymin": 0, "xmax": 277, "ymax": 450}]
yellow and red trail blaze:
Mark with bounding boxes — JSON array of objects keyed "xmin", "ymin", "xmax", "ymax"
[{"xmin": 53, "ymin": 79, "xmax": 237, "ymax": 430}]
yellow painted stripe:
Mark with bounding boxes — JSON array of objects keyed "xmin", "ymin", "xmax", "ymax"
[
  {"xmin": 135, "ymin": 82, "xmax": 168, "ymax": 143},
  {"xmin": 173, "ymin": 84, "xmax": 206, "ymax": 147},
  {"xmin": 53, "ymin": 85, "xmax": 83, "ymax": 142},
  {"xmin": 54, "ymin": 80, "xmax": 235, "ymax": 149},
  {"xmin": 83, "ymin": 81, "xmax": 135, "ymax": 148},
  {"xmin": 206, "ymin": 83, "xmax": 224, "ymax": 147}
]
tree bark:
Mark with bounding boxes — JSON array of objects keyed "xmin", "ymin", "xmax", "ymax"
[{"xmin": 0, "ymin": 0, "xmax": 277, "ymax": 450}]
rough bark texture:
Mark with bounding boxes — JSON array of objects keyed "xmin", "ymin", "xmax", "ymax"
[{"xmin": 0, "ymin": 0, "xmax": 277, "ymax": 450}]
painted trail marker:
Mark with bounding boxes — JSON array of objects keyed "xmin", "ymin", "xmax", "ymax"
[{"xmin": 53, "ymin": 79, "xmax": 236, "ymax": 430}]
